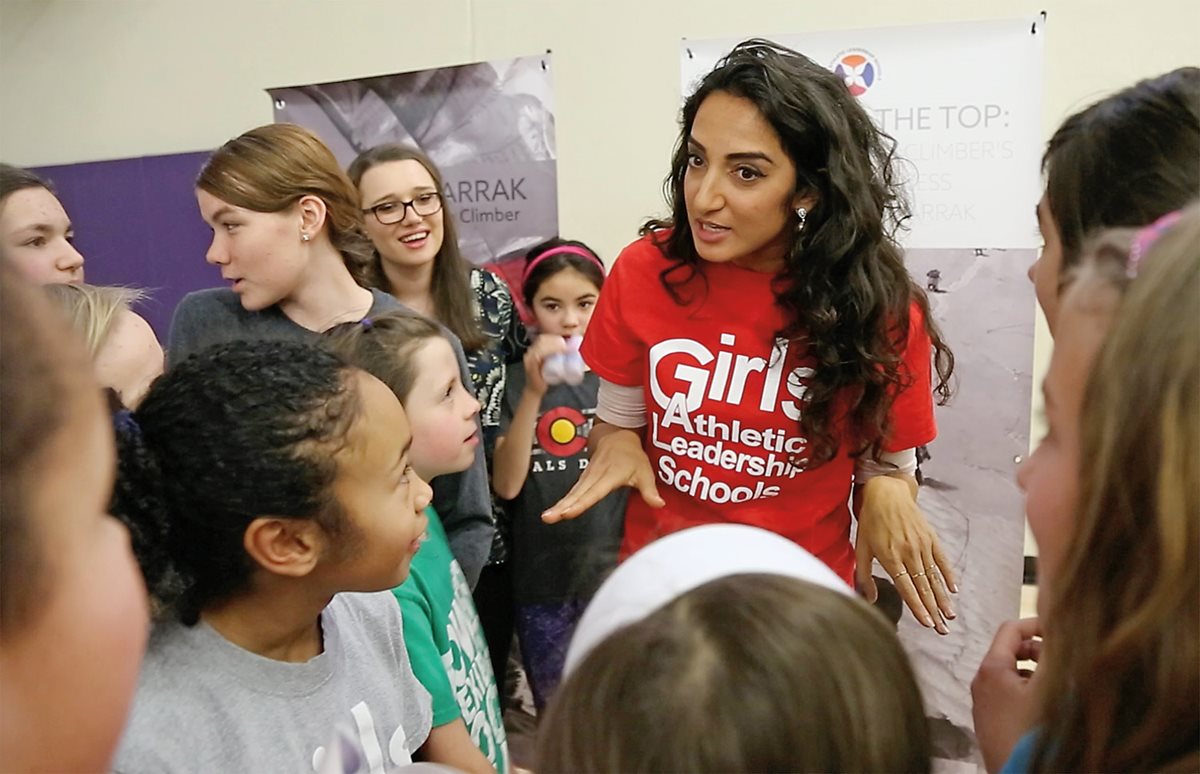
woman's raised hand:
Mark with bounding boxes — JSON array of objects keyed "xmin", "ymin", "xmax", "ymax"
[{"xmin": 542, "ymin": 425, "xmax": 664, "ymax": 523}]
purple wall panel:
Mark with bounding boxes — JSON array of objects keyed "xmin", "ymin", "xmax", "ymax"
[{"xmin": 33, "ymin": 151, "xmax": 218, "ymax": 339}]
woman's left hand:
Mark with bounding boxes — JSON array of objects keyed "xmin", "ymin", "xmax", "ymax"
[{"xmin": 855, "ymin": 474, "xmax": 957, "ymax": 634}]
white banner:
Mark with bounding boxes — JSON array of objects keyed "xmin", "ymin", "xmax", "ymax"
[
  {"xmin": 682, "ymin": 18, "xmax": 1044, "ymax": 249},
  {"xmin": 681, "ymin": 20, "xmax": 1044, "ymax": 771}
]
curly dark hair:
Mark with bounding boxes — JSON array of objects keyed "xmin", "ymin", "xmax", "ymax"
[
  {"xmin": 1043, "ymin": 66, "xmax": 1200, "ymax": 278},
  {"xmin": 520, "ymin": 237, "xmax": 605, "ymax": 308},
  {"xmin": 111, "ymin": 340, "xmax": 362, "ymax": 625},
  {"xmin": 643, "ymin": 39, "xmax": 953, "ymax": 464}
]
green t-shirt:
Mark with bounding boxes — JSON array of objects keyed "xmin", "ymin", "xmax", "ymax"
[{"xmin": 392, "ymin": 507, "xmax": 509, "ymax": 773}]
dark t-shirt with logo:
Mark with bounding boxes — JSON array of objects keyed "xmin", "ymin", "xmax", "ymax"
[{"xmin": 500, "ymin": 364, "xmax": 626, "ymax": 606}]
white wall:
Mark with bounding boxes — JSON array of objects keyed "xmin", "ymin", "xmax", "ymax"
[{"xmin": 3, "ymin": 0, "xmax": 1197, "ymax": 265}]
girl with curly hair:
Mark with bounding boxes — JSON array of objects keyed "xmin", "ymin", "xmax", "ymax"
[
  {"xmin": 110, "ymin": 340, "xmax": 435, "ymax": 771},
  {"xmin": 543, "ymin": 39, "xmax": 956, "ymax": 632}
]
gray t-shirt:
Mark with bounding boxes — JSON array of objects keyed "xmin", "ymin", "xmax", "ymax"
[
  {"xmin": 113, "ymin": 591, "xmax": 433, "ymax": 774},
  {"xmin": 166, "ymin": 288, "xmax": 493, "ymax": 587}
]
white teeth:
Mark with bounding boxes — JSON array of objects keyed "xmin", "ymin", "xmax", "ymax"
[
  {"xmin": 401, "ymin": 232, "xmax": 428, "ymax": 243},
  {"xmin": 702, "ymin": 222, "xmax": 728, "ymax": 232}
]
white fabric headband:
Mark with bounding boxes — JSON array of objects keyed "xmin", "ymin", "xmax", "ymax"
[{"xmin": 563, "ymin": 524, "xmax": 852, "ymax": 674}]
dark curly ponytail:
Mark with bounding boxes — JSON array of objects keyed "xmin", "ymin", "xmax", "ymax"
[{"xmin": 110, "ymin": 340, "xmax": 362, "ymax": 625}]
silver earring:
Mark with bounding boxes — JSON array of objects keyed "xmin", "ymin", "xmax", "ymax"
[
  {"xmin": 301, "ymin": 233, "xmax": 311, "ymax": 242},
  {"xmin": 795, "ymin": 207, "xmax": 808, "ymax": 233}
]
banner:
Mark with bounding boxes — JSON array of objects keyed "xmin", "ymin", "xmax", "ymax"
[
  {"xmin": 683, "ymin": 18, "xmax": 1044, "ymax": 249},
  {"xmin": 682, "ymin": 20, "xmax": 1043, "ymax": 771},
  {"xmin": 269, "ymin": 54, "xmax": 558, "ymax": 285}
]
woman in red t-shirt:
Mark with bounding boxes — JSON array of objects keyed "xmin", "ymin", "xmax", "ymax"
[{"xmin": 543, "ymin": 39, "xmax": 958, "ymax": 634}]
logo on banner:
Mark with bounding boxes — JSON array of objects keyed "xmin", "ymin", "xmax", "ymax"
[
  {"xmin": 831, "ymin": 49, "xmax": 880, "ymax": 97},
  {"xmin": 536, "ymin": 406, "xmax": 588, "ymax": 457}
]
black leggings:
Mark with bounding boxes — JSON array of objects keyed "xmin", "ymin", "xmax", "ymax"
[{"xmin": 472, "ymin": 561, "xmax": 515, "ymax": 687}]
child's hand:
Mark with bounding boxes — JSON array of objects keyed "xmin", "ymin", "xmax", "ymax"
[
  {"xmin": 972, "ymin": 617, "xmax": 1043, "ymax": 773},
  {"xmin": 524, "ymin": 334, "xmax": 568, "ymax": 396}
]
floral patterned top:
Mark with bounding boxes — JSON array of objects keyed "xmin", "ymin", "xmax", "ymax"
[{"xmin": 468, "ymin": 267, "xmax": 527, "ymax": 562}]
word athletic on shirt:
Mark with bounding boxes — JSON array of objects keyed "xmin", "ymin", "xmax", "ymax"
[{"xmin": 648, "ymin": 333, "xmax": 813, "ymax": 504}]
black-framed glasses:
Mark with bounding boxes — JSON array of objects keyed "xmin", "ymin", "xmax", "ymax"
[{"xmin": 362, "ymin": 192, "xmax": 443, "ymax": 225}]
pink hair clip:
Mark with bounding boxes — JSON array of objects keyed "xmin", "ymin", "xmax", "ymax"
[{"xmin": 1127, "ymin": 210, "xmax": 1183, "ymax": 278}]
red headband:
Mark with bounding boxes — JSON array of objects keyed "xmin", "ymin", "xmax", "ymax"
[{"xmin": 521, "ymin": 245, "xmax": 605, "ymax": 285}]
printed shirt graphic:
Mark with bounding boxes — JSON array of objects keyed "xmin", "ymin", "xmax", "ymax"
[
  {"xmin": 581, "ymin": 235, "xmax": 936, "ymax": 583},
  {"xmin": 466, "ymin": 267, "xmax": 525, "ymax": 435},
  {"xmin": 393, "ymin": 507, "xmax": 509, "ymax": 773},
  {"xmin": 500, "ymin": 365, "xmax": 625, "ymax": 606}
]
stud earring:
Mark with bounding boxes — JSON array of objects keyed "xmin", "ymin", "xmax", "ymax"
[
  {"xmin": 795, "ymin": 207, "xmax": 808, "ymax": 233},
  {"xmin": 301, "ymin": 233, "xmax": 311, "ymax": 242}
]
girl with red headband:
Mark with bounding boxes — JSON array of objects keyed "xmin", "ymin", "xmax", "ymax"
[{"xmin": 491, "ymin": 238, "xmax": 625, "ymax": 711}]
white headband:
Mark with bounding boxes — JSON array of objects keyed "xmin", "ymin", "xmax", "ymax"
[{"xmin": 564, "ymin": 524, "xmax": 852, "ymax": 674}]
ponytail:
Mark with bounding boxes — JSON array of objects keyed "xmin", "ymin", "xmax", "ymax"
[{"xmin": 112, "ymin": 409, "xmax": 197, "ymax": 622}]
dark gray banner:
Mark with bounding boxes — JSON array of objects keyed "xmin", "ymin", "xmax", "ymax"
[{"xmin": 269, "ymin": 55, "xmax": 558, "ymax": 267}]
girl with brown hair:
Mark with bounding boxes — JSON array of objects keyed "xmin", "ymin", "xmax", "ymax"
[
  {"xmin": 0, "ymin": 262, "xmax": 149, "ymax": 772},
  {"xmin": 1030, "ymin": 66, "xmax": 1199, "ymax": 333},
  {"xmin": 538, "ymin": 525, "xmax": 931, "ymax": 773},
  {"xmin": 0, "ymin": 162, "xmax": 85, "ymax": 284},
  {"xmin": 167, "ymin": 124, "xmax": 493, "ymax": 585},
  {"xmin": 325, "ymin": 312, "xmax": 510, "ymax": 773},
  {"xmin": 973, "ymin": 206, "xmax": 1200, "ymax": 772}
]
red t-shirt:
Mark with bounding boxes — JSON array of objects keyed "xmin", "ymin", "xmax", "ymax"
[{"xmin": 581, "ymin": 235, "xmax": 937, "ymax": 584}]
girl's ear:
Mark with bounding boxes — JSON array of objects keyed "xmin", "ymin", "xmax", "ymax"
[
  {"xmin": 243, "ymin": 517, "xmax": 325, "ymax": 578},
  {"xmin": 793, "ymin": 189, "xmax": 819, "ymax": 213},
  {"xmin": 296, "ymin": 195, "xmax": 329, "ymax": 240}
]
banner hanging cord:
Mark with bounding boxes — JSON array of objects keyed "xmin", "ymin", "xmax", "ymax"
[{"xmin": 1031, "ymin": 10, "xmax": 1048, "ymax": 35}]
